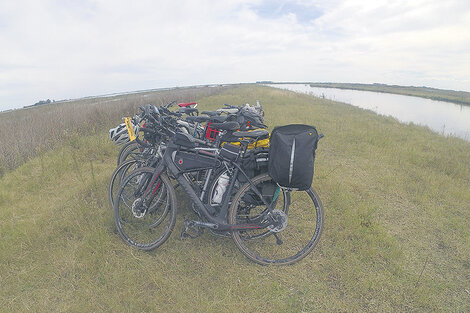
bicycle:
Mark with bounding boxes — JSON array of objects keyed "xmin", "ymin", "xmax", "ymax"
[{"xmin": 113, "ymin": 129, "xmax": 324, "ymax": 265}]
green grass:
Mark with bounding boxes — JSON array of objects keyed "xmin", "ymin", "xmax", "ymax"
[
  {"xmin": 1, "ymin": 85, "xmax": 469, "ymax": 312},
  {"xmin": 306, "ymin": 82, "xmax": 470, "ymax": 105}
]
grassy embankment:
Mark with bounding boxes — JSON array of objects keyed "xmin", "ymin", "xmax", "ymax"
[
  {"xmin": 307, "ymin": 82, "xmax": 470, "ymax": 106},
  {"xmin": 1, "ymin": 85, "xmax": 469, "ymax": 312},
  {"xmin": 0, "ymin": 85, "xmax": 230, "ymax": 176}
]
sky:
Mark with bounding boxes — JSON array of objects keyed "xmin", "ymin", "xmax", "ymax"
[{"xmin": 1, "ymin": 0, "xmax": 469, "ymax": 111}]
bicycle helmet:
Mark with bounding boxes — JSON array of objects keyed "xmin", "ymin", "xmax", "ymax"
[
  {"xmin": 109, "ymin": 120, "xmax": 139, "ymax": 145},
  {"xmin": 239, "ymin": 107, "xmax": 266, "ymax": 130},
  {"xmin": 254, "ymin": 100, "xmax": 264, "ymax": 117},
  {"xmin": 244, "ymin": 102, "xmax": 264, "ymax": 117}
]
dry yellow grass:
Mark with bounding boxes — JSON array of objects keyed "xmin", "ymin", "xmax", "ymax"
[{"xmin": 0, "ymin": 85, "xmax": 232, "ymax": 175}]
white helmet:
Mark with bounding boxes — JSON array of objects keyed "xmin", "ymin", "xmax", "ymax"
[
  {"xmin": 244, "ymin": 102, "xmax": 264, "ymax": 117},
  {"xmin": 109, "ymin": 121, "xmax": 139, "ymax": 145}
]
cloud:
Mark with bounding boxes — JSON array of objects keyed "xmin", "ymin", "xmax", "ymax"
[{"xmin": 0, "ymin": 0, "xmax": 469, "ymax": 110}]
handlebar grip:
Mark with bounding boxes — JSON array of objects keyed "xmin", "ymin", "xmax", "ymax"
[{"xmin": 165, "ymin": 100, "xmax": 177, "ymax": 108}]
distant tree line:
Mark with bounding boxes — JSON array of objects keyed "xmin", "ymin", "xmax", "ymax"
[
  {"xmin": 34, "ymin": 99, "xmax": 55, "ymax": 106},
  {"xmin": 23, "ymin": 99, "xmax": 56, "ymax": 109}
]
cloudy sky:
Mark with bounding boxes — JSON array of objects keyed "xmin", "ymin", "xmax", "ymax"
[{"xmin": 1, "ymin": 0, "xmax": 469, "ymax": 110}]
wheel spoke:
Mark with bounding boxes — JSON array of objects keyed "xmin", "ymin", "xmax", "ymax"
[
  {"xmin": 229, "ymin": 173, "xmax": 323, "ymax": 265},
  {"xmin": 114, "ymin": 168, "xmax": 177, "ymax": 251}
]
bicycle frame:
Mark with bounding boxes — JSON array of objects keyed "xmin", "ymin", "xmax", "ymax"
[{"xmin": 141, "ymin": 142, "xmax": 275, "ymax": 231}]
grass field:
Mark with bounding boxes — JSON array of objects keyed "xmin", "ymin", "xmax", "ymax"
[
  {"xmin": 0, "ymin": 85, "xmax": 231, "ymax": 175},
  {"xmin": 1, "ymin": 85, "xmax": 469, "ymax": 312}
]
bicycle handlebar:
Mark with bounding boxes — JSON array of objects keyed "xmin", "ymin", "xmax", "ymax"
[{"xmin": 164, "ymin": 100, "xmax": 177, "ymax": 109}]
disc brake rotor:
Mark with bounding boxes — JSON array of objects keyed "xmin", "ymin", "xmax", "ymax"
[
  {"xmin": 131, "ymin": 198, "xmax": 147, "ymax": 218},
  {"xmin": 266, "ymin": 209, "xmax": 288, "ymax": 232}
]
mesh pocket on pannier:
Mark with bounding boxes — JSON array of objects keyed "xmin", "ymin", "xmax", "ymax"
[
  {"xmin": 268, "ymin": 124, "xmax": 319, "ymax": 190},
  {"xmin": 239, "ymin": 147, "xmax": 269, "ymax": 182},
  {"xmin": 219, "ymin": 143, "xmax": 240, "ymax": 161}
]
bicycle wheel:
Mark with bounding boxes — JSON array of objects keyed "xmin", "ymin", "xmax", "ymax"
[
  {"xmin": 117, "ymin": 141, "xmax": 139, "ymax": 165},
  {"xmin": 228, "ymin": 173, "xmax": 324, "ymax": 265},
  {"xmin": 108, "ymin": 159, "xmax": 145, "ymax": 209},
  {"xmin": 114, "ymin": 167, "xmax": 177, "ymax": 250},
  {"xmin": 118, "ymin": 141, "xmax": 148, "ymax": 165},
  {"xmin": 120, "ymin": 144, "xmax": 144, "ymax": 164}
]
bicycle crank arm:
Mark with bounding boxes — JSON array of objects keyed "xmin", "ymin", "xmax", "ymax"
[{"xmin": 189, "ymin": 220, "xmax": 219, "ymax": 229}]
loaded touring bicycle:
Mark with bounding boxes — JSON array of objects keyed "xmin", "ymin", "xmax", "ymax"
[{"xmin": 110, "ymin": 103, "xmax": 324, "ymax": 265}]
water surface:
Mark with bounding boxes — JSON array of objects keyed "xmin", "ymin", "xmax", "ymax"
[{"xmin": 269, "ymin": 84, "xmax": 470, "ymax": 141}]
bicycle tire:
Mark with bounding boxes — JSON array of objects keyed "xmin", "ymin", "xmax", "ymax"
[
  {"xmin": 120, "ymin": 143, "xmax": 145, "ymax": 164},
  {"xmin": 114, "ymin": 167, "xmax": 177, "ymax": 251},
  {"xmin": 228, "ymin": 173, "xmax": 324, "ymax": 265},
  {"xmin": 108, "ymin": 159, "xmax": 145, "ymax": 209},
  {"xmin": 117, "ymin": 141, "xmax": 139, "ymax": 165}
]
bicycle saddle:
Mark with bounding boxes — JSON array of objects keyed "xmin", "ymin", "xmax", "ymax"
[
  {"xmin": 177, "ymin": 102, "xmax": 197, "ymax": 107},
  {"xmin": 208, "ymin": 115, "xmax": 228, "ymax": 123},
  {"xmin": 201, "ymin": 110, "xmax": 221, "ymax": 117},
  {"xmin": 208, "ymin": 121, "xmax": 240, "ymax": 131},
  {"xmin": 186, "ymin": 116, "xmax": 209, "ymax": 123},
  {"xmin": 178, "ymin": 107, "xmax": 199, "ymax": 115},
  {"xmin": 232, "ymin": 129, "xmax": 269, "ymax": 139},
  {"xmin": 216, "ymin": 108, "xmax": 239, "ymax": 114}
]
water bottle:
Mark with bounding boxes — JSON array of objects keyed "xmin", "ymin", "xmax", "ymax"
[{"xmin": 212, "ymin": 173, "xmax": 229, "ymax": 204}]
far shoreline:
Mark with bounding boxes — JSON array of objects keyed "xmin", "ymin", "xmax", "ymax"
[{"xmin": 259, "ymin": 82, "xmax": 470, "ymax": 106}]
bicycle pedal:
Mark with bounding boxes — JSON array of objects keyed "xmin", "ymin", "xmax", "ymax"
[{"xmin": 180, "ymin": 220, "xmax": 203, "ymax": 240}]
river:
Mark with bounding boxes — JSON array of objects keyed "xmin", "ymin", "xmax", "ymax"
[{"xmin": 268, "ymin": 84, "xmax": 470, "ymax": 142}]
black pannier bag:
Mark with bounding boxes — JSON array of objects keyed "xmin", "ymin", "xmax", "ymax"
[
  {"xmin": 240, "ymin": 147, "xmax": 269, "ymax": 182},
  {"xmin": 219, "ymin": 143, "xmax": 240, "ymax": 161},
  {"xmin": 268, "ymin": 124, "xmax": 319, "ymax": 190}
]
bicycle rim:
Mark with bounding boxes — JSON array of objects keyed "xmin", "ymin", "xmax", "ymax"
[
  {"xmin": 229, "ymin": 173, "xmax": 324, "ymax": 265},
  {"xmin": 114, "ymin": 168, "xmax": 176, "ymax": 250},
  {"xmin": 108, "ymin": 159, "xmax": 143, "ymax": 209}
]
